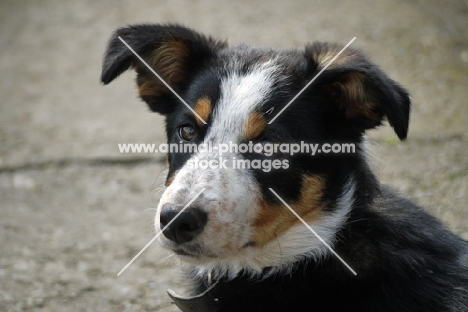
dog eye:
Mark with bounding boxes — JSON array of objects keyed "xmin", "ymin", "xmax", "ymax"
[{"xmin": 178, "ymin": 125, "xmax": 197, "ymax": 142}]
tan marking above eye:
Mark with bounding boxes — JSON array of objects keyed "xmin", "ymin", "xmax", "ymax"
[
  {"xmin": 244, "ymin": 112, "xmax": 267, "ymax": 141},
  {"xmin": 193, "ymin": 97, "xmax": 212, "ymax": 126},
  {"xmin": 251, "ymin": 175, "xmax": 326, "ymax": 247}
]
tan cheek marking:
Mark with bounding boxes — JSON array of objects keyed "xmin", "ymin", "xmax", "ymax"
[
  {"xmin": 136, "ymin": 40, "xmax": 188, "ymax": 97},
  {"xmin": 193, "ymin": 97, "xmax": 212, "ymax": 126},
  {"xmin": 251, "ymin": 175, "xmax": 326, "ymax": 247},
  {"xmin": 243, "ymin": 113, "xmax": 267, "ymax": 141}
]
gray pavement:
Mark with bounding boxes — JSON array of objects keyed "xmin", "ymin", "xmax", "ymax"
[{"xmin": 0, "ymin": 0, "xmax": 467, "ymax": 310}]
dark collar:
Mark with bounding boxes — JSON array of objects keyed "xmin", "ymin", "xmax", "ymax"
[
  {"xmin": 167, "ymin": 279, "xmax": 223, "ymax": 312},
  {"xmin": 167, "ymin": 268, "xmax": 276, "ymax": 311}
]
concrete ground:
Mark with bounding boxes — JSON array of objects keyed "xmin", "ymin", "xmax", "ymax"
[{"xmin": 0, "ymin": 0, "xmax": 467, "ymax": 311}]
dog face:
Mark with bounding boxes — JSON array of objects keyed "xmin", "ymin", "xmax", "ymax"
[{"xmin": 102, "ymin": 24, "xmax": 410, "ymax": 278}]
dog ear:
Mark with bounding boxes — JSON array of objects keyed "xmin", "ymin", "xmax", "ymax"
[
  {"xmin": 101, "ymin": 24, "xmax": 226, "ymax": 114},
  {"xmin": 305, "ymin": 42, "xmax": 410, "ymax": 140}
]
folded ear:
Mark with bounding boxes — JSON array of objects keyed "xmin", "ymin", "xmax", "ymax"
[
  {"xmin": 101, "ymin": 24, "xmax": 226, "ymax": 114},
  {"xmin": 305, "ymin": 42, "xmax": 410, "ymax": 140}
]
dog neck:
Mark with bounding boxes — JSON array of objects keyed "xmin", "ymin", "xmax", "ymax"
[{"xmin": 168, "ymin": 278, "xmax": 223, "ymax": 312}]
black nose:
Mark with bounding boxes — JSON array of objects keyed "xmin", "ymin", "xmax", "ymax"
[{"xmin": 159, "ymin": 205, "xmax": 207, "ymax": 244}]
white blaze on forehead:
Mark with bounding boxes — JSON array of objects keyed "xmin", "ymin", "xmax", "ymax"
[
  {"xmin": 156, "ymin": 60, "xmax": 281, "ymax": 274},
  {"xmin": 207, "ymin": 60, "xmax": 280, "ymax": 143}
]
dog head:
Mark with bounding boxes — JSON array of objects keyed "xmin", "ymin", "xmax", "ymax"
[{"xmin": 102, "ymin": 24, "xmax": 410, "ymax": 278}]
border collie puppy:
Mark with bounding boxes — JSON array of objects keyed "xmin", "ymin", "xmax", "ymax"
[{"xmin": 102, "ymin": 24, "xmax": 468, "ymax": 311}]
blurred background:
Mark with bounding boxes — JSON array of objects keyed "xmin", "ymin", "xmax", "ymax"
[{"xmin": 0, "ymin": 0, "xmax": 467, "ymax": 310}]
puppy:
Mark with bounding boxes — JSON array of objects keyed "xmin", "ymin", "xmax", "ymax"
[{"xmin": 102, "ymin": 24, "xmax": 468, "ymax": 311}]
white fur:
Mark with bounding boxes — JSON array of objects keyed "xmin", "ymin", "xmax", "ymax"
[
  {"xmin": 156, "ymin": 59, "xmax": 355, "ymax": 281},
  {"xmin": 190, "ymin": 179, "xmax": 356, "ymax": 280},
  {"xmin": 208, "ymin": 59, "xmax": 280, "ymax": 143},
  {"xmin": 156, "ymin": 61, "xmax": 280, "ymax": 267}
]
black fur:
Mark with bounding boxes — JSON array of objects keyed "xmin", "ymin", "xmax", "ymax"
[
  {"xmin": 102, "ymin": 24, "xmax": 468, "ymax": 311},
  {"xmin": 101, "ymin": 23, "xmax": 226, "ymax": 114},
  {"xmin": 183, "ymin": 189, "xmax": 468, "ymax": 311}
]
